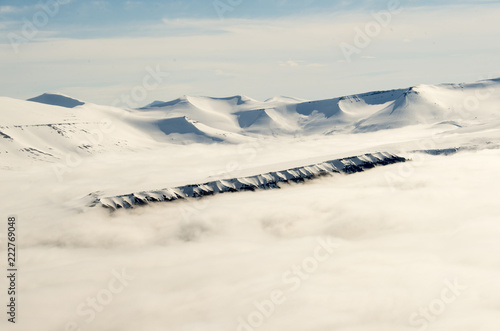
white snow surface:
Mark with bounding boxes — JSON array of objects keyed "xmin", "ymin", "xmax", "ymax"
[{"xmin": 1, "ymin": 78, "xmax": 500, "ymax": 330}]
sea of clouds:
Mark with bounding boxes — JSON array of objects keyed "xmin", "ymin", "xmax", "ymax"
[{"xmin": 1, "ymin": 147, "xmax": 499, "ymax": 331}]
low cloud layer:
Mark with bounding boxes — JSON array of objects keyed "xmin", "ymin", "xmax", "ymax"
[{"xmin": 2, "ymin": 148, "xmax": 499, "ymax": 330}]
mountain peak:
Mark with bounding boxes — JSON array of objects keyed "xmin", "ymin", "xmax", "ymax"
[
  {"xmin": 264, "ymin": 96, "xmax": 307, "ymax": 103},
  {"xmin": 143, "ymin": 100, "xmax": 166, "ymax": 108},
  {"xmin": 27, "ymin": 93, "xmax": 85, "ymax": 108},
  {"xmin": 184, "ymin": 95, "xmax": 258, "ymax": 104}
]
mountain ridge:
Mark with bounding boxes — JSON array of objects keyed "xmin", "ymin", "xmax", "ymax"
[{"xmin": 2, "ymin": 78, "xmax": 499, "ymax": 167}]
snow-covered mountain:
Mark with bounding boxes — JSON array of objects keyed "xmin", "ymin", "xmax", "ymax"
[{"xmin": 1, "ymin": 78, "xmax": 500, "ymax": 168}]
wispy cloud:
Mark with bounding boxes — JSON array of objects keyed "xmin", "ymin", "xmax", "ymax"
[
  {"xmin": 0, "ymin": 4, "xmax": 37, "ymax": 14},
  {"xmin": 279, "ymin": 60, "xmax": 300, "ymax": 67},
  {"xmin": 0, "ymin": 5, "xmax": 18, "ymax": 13},
  {"xmin": 124, "ymin": 1, "xmax": 142, "ymax": 10}
]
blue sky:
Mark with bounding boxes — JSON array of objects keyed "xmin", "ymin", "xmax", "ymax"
[
  {"xmin": 1, "ymin": 0, "xmax": 495, "ymax": 38},
  {"xmin": 1, "ymin": 0, "xmax": 500, "ymax": 105}
]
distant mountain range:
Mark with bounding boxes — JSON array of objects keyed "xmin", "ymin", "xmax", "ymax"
[{"xmin": 1, "ymin": 78, "xmax": 500, "ymax": 167}]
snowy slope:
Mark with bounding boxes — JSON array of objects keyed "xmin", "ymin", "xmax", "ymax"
[
  {"xmin": 356, "ymin": 80, "xmax": 500, "ymax": 131},
  {"xmin": 1, "ymin": 78, "xmax": 500, "ymax": 168},
  {"xmin": 136, "ymin": 78, "xmax": 500, "ymax": 137},
  {"xmin": 0, "ymin": 95, "xmax": 156, "ymax": 167},
  {"xmin": 135, "ymin": 89, "xmax": 409, "ymax": 136}
]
